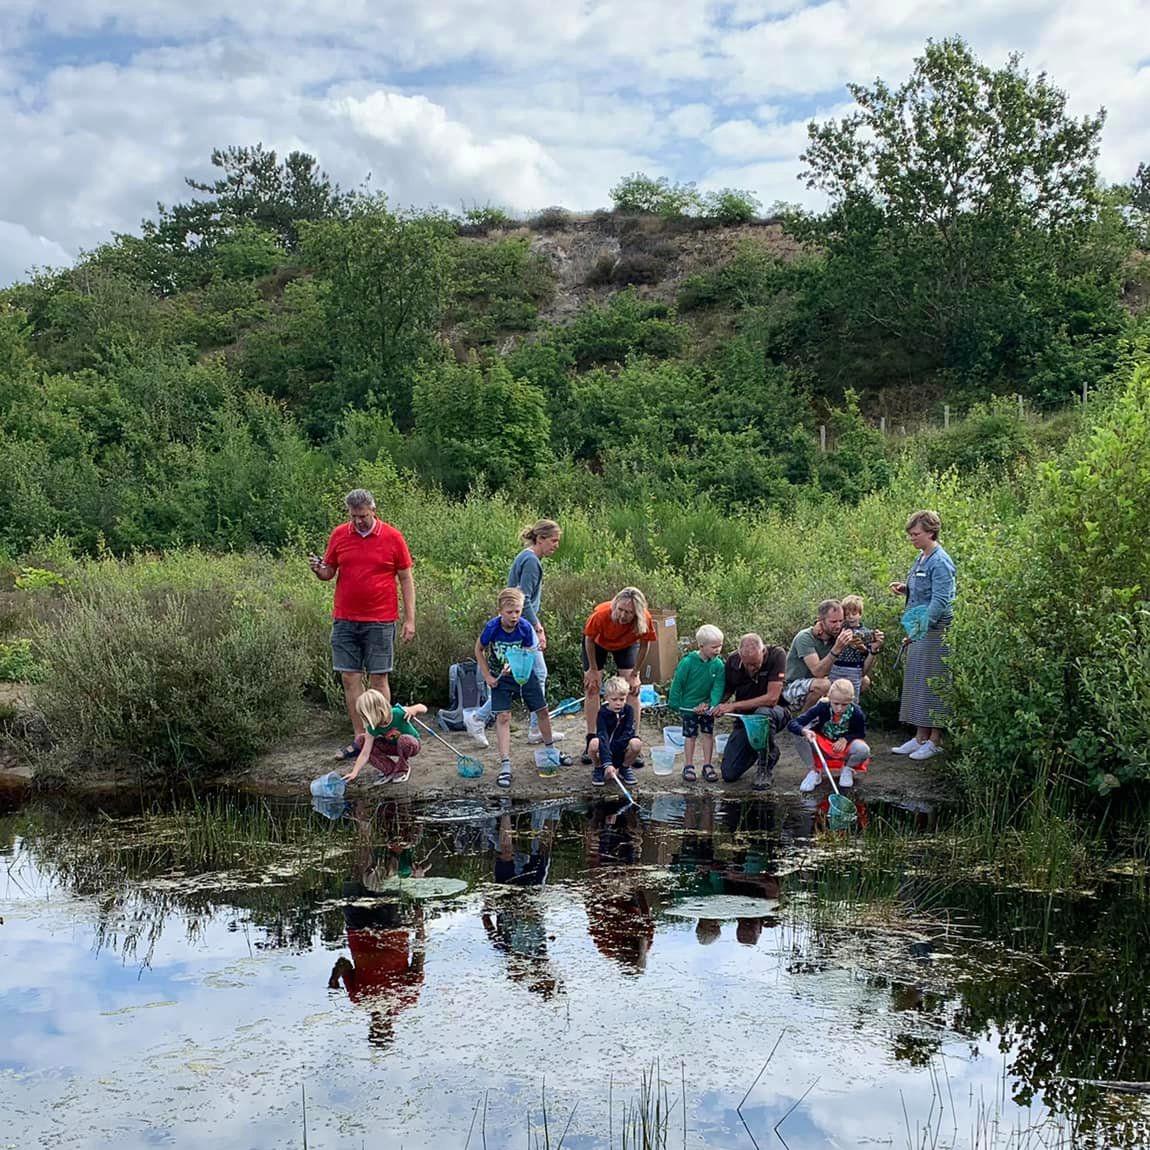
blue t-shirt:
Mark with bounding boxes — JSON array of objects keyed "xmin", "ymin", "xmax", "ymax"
[{"xmin": 479, "ymin": 617, "xmax": 537, "ymax": 677}]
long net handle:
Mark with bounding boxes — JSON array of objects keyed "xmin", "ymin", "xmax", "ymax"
[
  {"xmin": 811, "ymin": 738, "xmax": 842, "ymax": 796},
  {"xmin": 412, "ymin": 715, "xmax": 467, "ymax": 762}
]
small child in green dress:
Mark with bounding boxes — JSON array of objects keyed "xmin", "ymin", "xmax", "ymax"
[
  {"xmin": 343, "ymin": 687, "xmax": 426, "ymax": 785},
  {"xmin": 668, "ymin": 624, "xmax": 726, "ymax": 783}
]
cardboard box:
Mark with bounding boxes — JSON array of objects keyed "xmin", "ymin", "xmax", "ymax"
[{"xmin": 639, "ymin": 608, "xmax": 679, "ymax": 684}]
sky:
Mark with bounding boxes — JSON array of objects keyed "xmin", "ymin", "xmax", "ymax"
[{"xmin": 1, "ymin": 0, "xmax": 1148, "ymax": 285}]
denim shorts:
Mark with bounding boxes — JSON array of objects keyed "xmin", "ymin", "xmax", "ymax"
[
  {"xmin": 680, "ymin": 710, "xmax": 714, "ymax": 738},
  {"xmin": 331, "ymin": 620, "xmax": 396, "ymax": 674},
  {"xmin": 490, "ymin": 671, "xmax": 546, "ymax": 714}
]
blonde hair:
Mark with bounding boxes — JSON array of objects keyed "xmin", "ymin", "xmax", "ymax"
[
  {"xmin": 498, "ymin": 586, "xmax": 525, "ymax": 610},
  {"xmin": 841, "ymin": 594, "xmax": 864, "ymax": 614},
  {"xmin": 696, "ymin": 624, "xmax": 724, "ymax": 646},
  {"xmin": 827, "ymin": 678, "xmax": 856, "ymax": 704},
  {"xmin": 603, "ymin": 675, "xmax": 630, "ymax": 698},
  {"xmin": 611, "ymin": 587, "xmax": 649, "ymax": 639},
  {"xmin": 356, "ymin": 687, "xmax": 392, "ymax": 728},
  {"xmin": 520, "ymin": 519, "xmax": 561, "ymax": 544},
  {"xmin": 906, "ymin": 509, "xmax": 942, "ymax": 539}
]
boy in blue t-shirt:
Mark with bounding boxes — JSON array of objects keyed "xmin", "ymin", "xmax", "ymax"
[{"xmin": 476, "ymin": 587, "xmax": 572, "ymax": 789}]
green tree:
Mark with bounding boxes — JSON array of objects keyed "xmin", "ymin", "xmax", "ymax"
[
  {"xmin": 610, "ymin": 172, "xmax": 701, "ymax": 217},
  {"xmin": 793, "ymin": 37, "xmax": 1127, "ymax": 405},
  {"xmin": 301, "ymin": 198, "xmax": 455, "ymax": 427},
  {"xmin": 410, "ymin": 357, "xmax": 550, "ymax": 493}
]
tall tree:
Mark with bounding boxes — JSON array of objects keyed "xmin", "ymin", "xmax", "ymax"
[{"xmin": 792, "ymin": 37, "xmax": 1125, "ymax": 405}]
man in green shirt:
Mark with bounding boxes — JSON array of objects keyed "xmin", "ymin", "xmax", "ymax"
[{"xmin": 784, "ymin": 600, "xmax": 852, "ymax": 712}]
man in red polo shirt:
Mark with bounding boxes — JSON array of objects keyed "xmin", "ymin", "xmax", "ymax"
[{"xmin": 310, "ymin": 489, "xmax": 416, "ymax": 759}]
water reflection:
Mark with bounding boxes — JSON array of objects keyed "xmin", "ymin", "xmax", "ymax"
[{"xmin": 1, "ymin": 791, "xmax": 1147, "ymax": 1148}]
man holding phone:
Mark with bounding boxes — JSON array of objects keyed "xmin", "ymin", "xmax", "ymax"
[{"xmin": 310, "ymin": 488, "xmax": 416, "ymax": 760}]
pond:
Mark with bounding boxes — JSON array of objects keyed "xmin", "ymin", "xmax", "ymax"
[{"xmin": 1, "ymin": 789, "xmax": 1147, "ymax": 1149}]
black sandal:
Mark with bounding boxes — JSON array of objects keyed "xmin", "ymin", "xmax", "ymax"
[
  {"xmin": 682, "ymin": 764, "xmax": 697, "ymax": 783},
  {"xmin": 702, "ymin": 763, "xmax": 719, "ymax": 784},
  {"xmin": 581, "ymin": 733, "xmax": 594, "ymax": 766}
]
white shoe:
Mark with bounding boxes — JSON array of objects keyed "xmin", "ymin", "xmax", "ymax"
[
  {"xmin": 909, "ymin": 739, "xmax": 941, "ymax": 761},
  {"xmin": 527, "ymin": 729, "xmax": 565, "ymax": 745},
  {"xmin": 839, "ymin": 766, "xmax": 854, "ymax": 788},
  {"xmin": 891, "ymin": 737, "xmax": 923, "ymax": 755},
  {"xmin": 799, "ymin": 769, "xmax": 821, "ymax": 793},
  {"xmin": 464, "ymin": 716, "xmax": 489, "ymax": 748}
]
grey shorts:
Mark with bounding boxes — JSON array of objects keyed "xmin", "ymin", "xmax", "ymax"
[
  {"xmin": 331, "ymin": 620, "xmax": 395, "ymax": 675},
  {"xmin": 782, "ymin": 678, "xmax": 814, "ymax": 707}
]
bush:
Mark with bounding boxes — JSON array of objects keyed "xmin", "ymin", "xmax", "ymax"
[
  {"xmin": 459, "ymin": 205, "xmax": 519, "ymax": 234},
  {"xmin": 610, "ymin": 173, "xmax": 700, "ymax": 217},
  {"xmin": 700, "ymin": 188, "xmax": 762, "ymax": 225},
  {"xmin": 35, "ymin": 560, "xmax": 312, "ymax": 776},
  {"xmin": 529, "ymin": 207, "xmax": 572, "ymax": 231},
  {"xmin": 921, "ymin": 397, "xmax": 1036, "ymax": 477},
  {"xmin": 0, "ymin": 639, "xmax": 45, "ymax": 682}
]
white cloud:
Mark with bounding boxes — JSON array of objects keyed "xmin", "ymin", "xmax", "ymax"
[
  {"xmin": 0, "ymin": 220, "xmax": 74, "ymax": 284},
  {"xmin": 0, "ymin": 0, "xmax": 1147, "ymax": 285}
]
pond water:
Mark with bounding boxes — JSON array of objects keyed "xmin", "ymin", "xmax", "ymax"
[{"xmin": 1, "ymin": 789, "xmax": 1147, "ymax": 1149}]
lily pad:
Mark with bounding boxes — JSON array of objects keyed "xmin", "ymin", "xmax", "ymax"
[
  {"xmin": 665, "ymin": 895, "xmax": 780, "ymax": 920},
  {"xmin": 362, "ymin": 876, "xmax": 469, "ymax": 900}
]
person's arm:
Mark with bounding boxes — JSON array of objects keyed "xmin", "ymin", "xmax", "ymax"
[
  {"xmin": 667, "ymin": 657, "xmax": 690, "ymax": 711},
  {"xmin": 850, "ymin": 707, "xmax": 867, "ymax": 741},
  {"xmin": 398, "ymin": 566, "xmax": 416, "ymax": 642},
  {"xmin": 786, "ymin": 703, "xmax": 824, "ymax": 736},
  {"xmin": 927, "ymin": 554, "xmax": 955, "ymax": 625},
  {"xmin": 514, "ymin": 555, "xmax": 543, "ymax": 632},
  {"xmin": 476, "ymin": 634, "xmax": 499, "ymax": 688},
  {"xmin": 343, "ymin": 731, "xmax": 376, "ymax": 781},
  {"xmin": 404, "ymin": 703, "xmax": 428, "ymax": 718},
  {"xmin": 726, "ymin": 679, "xmax": 784, "ymax": 714},
  {"xmin": 805, "ymin": 633, "xmax": 851, "ymax": 679},
  {"xmin": 596, "ymin": 709, "xmax": 611, "ymax": 750},
  {"xmin": 310, "ymin": 534, "xmax": 338, "ymax": 581}
]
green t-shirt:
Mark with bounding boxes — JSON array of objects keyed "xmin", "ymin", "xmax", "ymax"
[
  {"xmin": 366, "ymin": 704, "xmax": 420, "ymax": 741},
  {"xmin": 668, "ymin": 650, "xmax": 726, "ymax": 711},
  {"xmin": 785, "ymin": 626, "xmax": 835, "ymax": 683}
]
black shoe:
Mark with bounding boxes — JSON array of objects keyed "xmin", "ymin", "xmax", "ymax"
[
  {"xmin": 581, "ymin": 733, "xmax": 594, "ymax": 766},
  {"xmin": 621, "ymin": 766, "xmax": 638, "ymax": 787},
  {"xmin": 632, "ymin": 756, "xmax": 645, "ymax": 770},
  {"xmin": 752, "ymin": 763, "xmax": 772, "ymax": 791},
  {"xmin": 592, "ymin": 766, "xmax": 606, "ymax": 786}
]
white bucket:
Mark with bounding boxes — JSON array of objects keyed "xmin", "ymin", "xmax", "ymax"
[
  {"xmin": 651, "ymin": 747, "xmax": 678, "ymax": 775},
  {"xmin": 715, "ymin": 733, "xmax": 730, "ymax": 756},
  {"xmin": 663, "ymin": 725, "xmax": 685, "ymax": 750}
]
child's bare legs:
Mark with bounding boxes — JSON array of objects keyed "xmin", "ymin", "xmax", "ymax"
[
  {"xmin": 589, "ymin": 737, "xmax": 602, "ymax": 767},
  {"xmin": 623, "ymin": 737, "xmax": 642, "ymax": 765},
  {"xmin": 534, "ymin": 708, "xmax": 554, "ymax": 743},
  {"xmin": 684, "ymin": 735, "xmax": 697, "ymax": 769},
  {"xmin": 698, "ymin": 731, "xmax": 714, "ymax": 767},
  {"xmin": 496, "ymin": 712, "xmax": 512, "ymax": 760}
]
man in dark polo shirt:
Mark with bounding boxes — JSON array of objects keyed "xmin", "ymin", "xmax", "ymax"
[
  {"xmin": 310, "ymin": 488, "xmax": 416, "ymax": 759},
  {"xmin": 712, "ymin": 633, "xmax": 788, "ymax": 789}
]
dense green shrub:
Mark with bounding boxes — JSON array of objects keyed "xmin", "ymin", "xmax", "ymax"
[
  {"xmin": 0, "ymin": 639, "xmax": 45, "ymax": 682},
  {"xmin": 918, "ymin": 397, "xmax": 1036, "ymax": 477},
  {"xmin": 529, "ymin": 207, "xmax": 572, "ymax": 231},
  {"xmin": 36, "ymin": 565, "xmax": 310, "ymax": 775},
  {"xmin": 610, "ymin": 173, "xmax": 700, "ymax": 217},
  {"xmin": 948, "ymin": 363, "xmax": 1150, "ymax": 795},
  {"xmin": 699, "ymin": 188, "xmax": 761, "ymax": 224}
]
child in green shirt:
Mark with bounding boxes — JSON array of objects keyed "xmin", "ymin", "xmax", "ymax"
[
  {"xmin": 343, "ymin": 688, "xmax": 427, "ymax": 785},
  {"xmin": 668, "ymin": 625, "xmax": 725, "ymax": 783}
]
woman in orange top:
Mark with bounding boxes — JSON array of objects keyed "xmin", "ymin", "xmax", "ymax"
[{"xmin": 581, "ymin": 587, "xmax": 657, "ymax": 762}]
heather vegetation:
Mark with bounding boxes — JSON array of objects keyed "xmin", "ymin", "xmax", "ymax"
[{"xmin": 1, "ymin": 38, "xmax": 1149, "ymax": 825}]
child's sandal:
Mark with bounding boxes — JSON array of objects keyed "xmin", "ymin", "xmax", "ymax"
[
  {"xmin": 702, "ymin": 763, "xmax": 719, "ymax": 783},
  {"xmin": 682, "ymin": 764, "xmax": 697, "ymax": 783},
  {"xmin": 497, "ymin": 766, "xmax": 513, "ymax": 788}
]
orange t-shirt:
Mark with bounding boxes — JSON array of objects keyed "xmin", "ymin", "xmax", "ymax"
[{"xmin": 583, "ymin": 601, "xmax": 657, "ymax": 650}]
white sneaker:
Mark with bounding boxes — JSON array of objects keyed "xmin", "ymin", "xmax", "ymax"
[
  {"xmin": 839, "ymin": 766, "xmax": 854, "ymax": 788},
  {"xmin": 799, "ymin": 769, "xmax": 821, "ymax": 793},
  {"xmin": 891, "ymin": 737, "xmax": 924, "ymax": 755},
  {"xmin": 464, "ymin": 715, "xmax": 489, "ymax": 748},
  {"xmin": 909, "ymin": 739, "xmax": 942, "ymax": 761},
  {"xmin": 527, "ymin": 729, "xmax": 566, "ymax": 745}
]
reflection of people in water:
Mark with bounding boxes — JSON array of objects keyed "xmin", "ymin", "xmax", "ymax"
[
  {"xmin": 328, "ymin": 885, "xmax": 425, "ymax": 1049},
  {"xmin": 482, "ymin": 809, "xmax": 563, "ymax": 1000},
  {"xmin": 696, "ymin": 919, "xmax": 721, "ymax": 945},
  {"xmin": 584, "ymin": 803, "xmax": 656, "ymax": 974},
  {"xmin": 327, "ymin": 800, "xmax": 427, "ymax": 1048}
]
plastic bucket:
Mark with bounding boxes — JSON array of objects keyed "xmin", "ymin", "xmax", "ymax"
[
  {"xmin": 309, "ymin": 771, "xmax": 346, "ymax": 799},
  {"xmin": 651, "ymin": 747, "xmax": 678, "ymax": 775},
  {"xmin": 662, "ymin": 725, "xmax": 685, "ymax": 750},
  {"xmin": 506, "ymin": 645, "xmax": 536, "ymax": 685},
  {"xmin": 740, "ymin": 714, "xmax": 771, "ymax": 751},
  {"xmin": 715, "ymin": 733, "xmax": 729, "ymax": 756},
  {"xmin": 534, "ymin": 747, "xmax": 561, "ymax": 777}
]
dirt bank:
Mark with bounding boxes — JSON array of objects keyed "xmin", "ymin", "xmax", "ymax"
[{"xmin": 239, "ymin": 707, "xmax": 956, "ymax": 808}]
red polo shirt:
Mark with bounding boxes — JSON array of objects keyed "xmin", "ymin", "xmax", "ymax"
[{"xmin": 323, "ymin": 520, "xmax": 413, "ymax": 622}]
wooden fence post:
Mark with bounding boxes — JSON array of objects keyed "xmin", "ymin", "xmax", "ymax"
[
  {"xmin": 1016, "ymin": 393, "xmax": 1024, "ymax": 419},
  {"xmin": 943, "ymin": 404, "xmax": 950, "ymax": 430},
  {"xmin": 819, "ymin": 425, "xmax": 827, "ymax": 453},
  {"xmin": 879, "ymin": 416, "xmax": 886, "ymax": 435}
]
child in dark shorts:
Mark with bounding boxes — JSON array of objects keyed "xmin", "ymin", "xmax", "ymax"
[
  {"xmin": 476, "ymin": 587, "xmax": 572, "ymax": 789},
  {"xmin": 589, "ymin": 675, "xmax": 643, "ymax": 789},
  {"xmin": 668, "ymin": 624, "xmax": 726, "ymax": 783}
]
